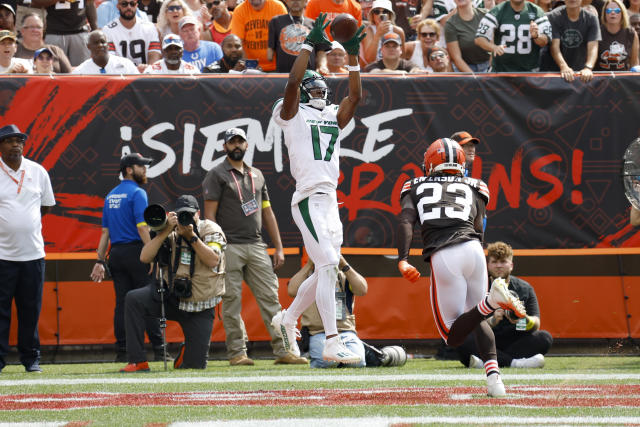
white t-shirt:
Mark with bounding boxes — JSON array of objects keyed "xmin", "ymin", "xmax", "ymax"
[
  {"xmin": 0, "ymin": 156, "xmax": 55, "ymax": 261},
  {"xmin": 143, "ymin": 59, "xmax": 200, "ymax": 74},
  {"xmin": 272, "ymin": 100, "xmax": 341, "ymax": 205},
  {"xmin": 72, "ymin": 55, "xmax": 140, "ymax": 74},
  {"xmin": 103, "ymin": 18, "xmax": 161, "ymax": 65},
  {"xmin": 0, "ymin": 58, "xmax": 34, "ymax": 74}
]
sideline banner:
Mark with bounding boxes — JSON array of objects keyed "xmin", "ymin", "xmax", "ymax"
[{"xmin": 0, "ymin": 74, "xmax": 637, "ymax": 251}]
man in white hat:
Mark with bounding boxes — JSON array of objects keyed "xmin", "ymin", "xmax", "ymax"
[
  {"xmin": 144, "ymin": 34, "xmax": 200, "ymax": 73},
  {"xmin": 178, "ymin": 15, "xmax": 222, "ymax": 70}
]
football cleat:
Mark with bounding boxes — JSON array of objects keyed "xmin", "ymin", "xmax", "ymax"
[
  {"xmin": 271, "ymin": 309, "xmax": 301, "ymax": 357},
  {"xmin": 322, "ymin": 336, "xmax": 361, "ymax": 364},
  {"xmin": 487, "ymin": 373, "xmax": 506, "ymax": 397},
  {"xmin": 487, "ymin": 278, "xmax": 527, "ymax": 318}
]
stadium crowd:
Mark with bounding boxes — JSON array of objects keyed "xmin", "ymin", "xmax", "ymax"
[{"xmin": 0, "ymin": 0, "xmax": 637, "ymax": 74}]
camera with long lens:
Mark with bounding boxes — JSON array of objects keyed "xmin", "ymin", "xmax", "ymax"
[
  {"xmin": 144, "ymin": 204, "xmax": 168, "ymax": 231},
  {"xmin": 172, "ymin": 276, "xmax": 193, "ymax": 298}
]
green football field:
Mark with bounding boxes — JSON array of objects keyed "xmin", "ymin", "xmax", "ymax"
[{"xmin": 0, "ymin": 356, "xmax": 638, "ymax": 426}]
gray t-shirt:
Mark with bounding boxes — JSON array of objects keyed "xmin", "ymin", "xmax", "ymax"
[
  {"xmin": 444, "ymin": 8, "xmax": 491, "ymax": 66},
  {"xmin": 202, "ymin": 158, "xmax": 269, "ymax": 244},
  {"xmin": 546, "ymin": 6, "xmax": 601, "ymax": 70}
]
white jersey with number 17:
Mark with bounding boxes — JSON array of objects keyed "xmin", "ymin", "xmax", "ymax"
[{"xmin": 273, "ymin": 100, "xmax": 342, "ymax": 205}]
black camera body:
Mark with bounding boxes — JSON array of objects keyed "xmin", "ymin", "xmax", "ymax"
[
  {"xmin": 172, "ymin": 276, "xmax": 193, "ymax": 298},
  {"xmin": 177, "ymin": 210, "xmax": 195, "ymax": 227}
]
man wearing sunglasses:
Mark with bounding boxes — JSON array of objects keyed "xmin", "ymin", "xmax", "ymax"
[
  {"xmin": 144, "ymin": 33, "xmax": 200, "ymax": 73},
  {"xmin": 545, "ymin": 0, "xmax": 600, "ymax": 82},
  {"xmin": 97, "ymin": 0, "xmax": 151, "ymax": 28},
  {"xmin": 201, "ymin": 0, "xmax": 233, "ymax": 45},
  {"xmin": 32, "ymin": 0, "xmax": 97, "ymax": 66},
  {"xmin": 103, "ymin": 0, "xmax": 161, "ymax": 72}
]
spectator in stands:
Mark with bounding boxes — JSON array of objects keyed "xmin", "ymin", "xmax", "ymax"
[
  {"xmin": 138, "ymin": 0, "xmax": 161, "ymax": 22},
  {"xmin": 32, "ymin": 47, "xmax": 54, "ymax": 73},
  {"xmin": 103, "ymin": 0, "xmax": 161, "ymax": 72},
  {"xmin": 536, "ymin": 0, "xmax": 553, "ymax": 11},
  {"xmin": 0, "ymin": 3, "xmax": 14, "ymax": 32},
  {"xmin": 73, "ymin": 29, "xmax": 139, "ymax": 74},
  {"xmin": 157, "ymin": 0, "xmax": 193, "ymax": 38},
  {"xmin": 183, "ymin": 0, "xmax": 204, "ymax": 22},
  {"xmin": 362, "ymin": 0, "xmax": 406, "ymax": 65},
  {"xmin": 427, "ymin": 46, "xmax": 453, "ymax": 71},
  {"xmin": 475, "ymin": 0, "xmax": 551, "ymax": 72},
  {"xmin": 178, "ymin": 15, "xmax": 222, "ymax": 70},
  {"xmin": 450, "ymin": 130, "xmax": 479, "ymax": 173},
  {"xmin": 595, "ymin": 0, "xmax": 638, "ymax": 70},
  {"xmin": 144, "ymin": 33, "xmax": 200, "ymax": 73},
  {"xmin": 97, "ymin": 0, "xmax": 150, "ymax": 29},
  {"xmin": 35, "ymin": 0, "xmax": 97, "ymax": 67},
  {"xmin": 305, "ymin": 0, "xmax": 363, "ymax": 42},
  {"xmin": 268, "ymin": 0, "xmax": 328, "ymax": 73},
  {"xmin": 288, "ymin": 255, "xmax": 368, "ymax": 368},
  {"xmin": 391, "ymin": 0, "xmax": 419, "ymax": 41},
  {"xmin": 230, "ymin": 0, "xmax": 287, "ymax": 72},
  {"xmin": 457, "ymin": 241, "xmax": 553, "ymax": 369},
  {"xmin": 365, "ymin": 31, "xmax": 421, "ymax": 72},
  {"xmin": 631, "ymin": 13, "xmax": 640, "ymax": 34},
  {"xmin": 546, "ymin": 0, "xmax": 601, "ymax": 81},
  {"xmin": 327, "ymin": 40, "xmax": 348, "ymax": 73},
  {"xmin": 202, "ymin": 127, "xmax": 307, "ymax": 366},
  {"xmin": 631, "ymin": 206, "xmax": 640, "ymax": 226},
  {"xmin": 629, "ymin": 0, "xmax": 640, "ymax": 15},
  {"xmin": 402, "ymin": 19, "xmax": 441, "ymax": 71},
  {"xmin": 15, "ymin": 13, "xmax": 72, "ymax": 73},
  {"xmin": 0, "ymin": 30, "xmax": 31, "ymax": 73},
  {"xmin": 202, "ymin": 33, "xmax": 249, "ymax": 72},
  {"xmin": 444, "ymin": 0, "xmax": 491, "ymax": 72},
  {"xmin": 201, "ymin": 0, "xmax": 233, "ymax": 44}
]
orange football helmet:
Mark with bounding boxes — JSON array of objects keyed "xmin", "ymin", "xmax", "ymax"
[{"xmin": 423, "ymin": 138, "xmax": 466, "ymax": 176}]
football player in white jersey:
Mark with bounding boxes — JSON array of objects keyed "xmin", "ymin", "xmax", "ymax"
[
  {"xmin": 144, "ymin": 34, "xmax": 200, "ymax": 74},
  {"xmin": 103, "ymin": 0, "xmax": 161, "ymax": 72},
  {"xmin": 271, "ymin": 13, "xmax": 367, "ymax": 365},
  {"xmin": 396, "ymin": 137, "xmax": 527, "ymax": 397}
]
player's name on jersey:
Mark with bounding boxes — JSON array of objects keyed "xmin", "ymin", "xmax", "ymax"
[
  {"xmin": 413, "ymin": 175, "xmax": 478, "ymax": 184},
  {"xmin": 306, "ymin": 119, "xmax": 338, "ymax": 125}
]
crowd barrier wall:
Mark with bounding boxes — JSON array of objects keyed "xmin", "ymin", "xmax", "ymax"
[{"xmin": 1, "ymin": 74, "xmax": 638, "ymax": 344}]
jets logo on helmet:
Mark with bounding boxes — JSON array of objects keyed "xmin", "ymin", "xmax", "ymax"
[
  {"xmin": 423, "ymin": 138, "xmax": 466, "ymax": 176},
  {"xmin": 300, "ymin": 69, "xmax": 331, "ymax": 110}
]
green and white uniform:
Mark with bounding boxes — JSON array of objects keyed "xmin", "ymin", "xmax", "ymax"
[{"xmin": 475, "ymin": 1, "xmax": 551, "ymax": 71}]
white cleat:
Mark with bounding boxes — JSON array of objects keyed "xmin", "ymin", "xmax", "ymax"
[
  {"xmin": 487, "ymin": 373, "xmax": 507, "ymax": 397},
  {"xmin": 487, "ymin": 278, "xmax": 527, "ymax": 318},
  {"xmin": 271, "ymin": 309, "xmax": 301, "ymax": 357},
  {"xmin": 511, "ymin": 353, "xmax": 545, "ymax": 368},
  {"xmin": 322, "ymin": 336, "xmax": 361, "ymax": 364},
  {"xmin": 468, "ymin": 354, "xmax": 484, "ymax": 369}
]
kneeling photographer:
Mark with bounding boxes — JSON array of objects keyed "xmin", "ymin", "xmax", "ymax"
[{"xmin": 120, "ymin": 195, "xmax": 226, "ymax": 372}]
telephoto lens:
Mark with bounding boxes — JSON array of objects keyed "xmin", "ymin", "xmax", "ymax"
[{"xmin": 177, "ymin": 211, "xmax": 195, "ymax": 227}]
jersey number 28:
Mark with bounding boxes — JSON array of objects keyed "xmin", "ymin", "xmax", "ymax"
[{"xmin": 416, "ymin": 182, "xmax": 472, "ymax": 223}]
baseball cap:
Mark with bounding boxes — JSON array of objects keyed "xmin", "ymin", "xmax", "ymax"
[
  {"xmin": 0, "ymin": 3, "xmax": 15, "ymax": 16},
  {"xmin": 329, "ymin": 41, "xmax": 345, "ymax": 53},
  {"xmin": 450, "ymin": 131, "xmax": 479, "ymax": 146},
  {"xmin": 162, "ymin": 33, "xmax": 183, "ymax": 49},
  {"xmin": 178, "ymin": 15, "xmax": 198, "ymax": 30},
  {"xmin": 381, "ymin": 32, "xmax": 402, "ymax": 46},
  {"xmin": 0, "ymin": 30, "xmax": 16, "ymax": 42},
  {"xmin": 175, "ymin": 195, "xmax": 199, "ymax": 213},
  {"xmin": 34, "ymin": 47, "xmax": 53, "ymax": 60},
  {"xmin": 120, "ymin": 153, "xmax": 153, "ymax": 170},
  {"xmin": 224, "ymin": 127, "xmax": 247, "ymax": 143}
]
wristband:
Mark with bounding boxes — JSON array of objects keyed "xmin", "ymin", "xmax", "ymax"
[
  {"xmin": 345, "ymin": 64, "xmax": 360, "ymax": 72},
  {"xmin": 300, "ymin": 43, "xmax": 313, "ymax": 52},
  {"xmin": 341, "ymin": 264, "xmax": 351, "ymax": 273},
  {"xmin": 96, "ymin": 259, "xmax": 106, "ymax": 266},
  {"xmin": 189, "ymin": 235, "xmax": 198, "ymax": 244},
  {"xmin": 525, "ymin": 317, "xmax": 536, "ymax": 331}
]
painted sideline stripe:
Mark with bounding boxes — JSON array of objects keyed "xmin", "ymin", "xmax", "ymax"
[
  {"xmin": 1, "ymin": 373, "xmax": 640, "ymax": 387},
  {"xmin": 171, "ymin": 417, "xmax": 640, "ymax": 426}
]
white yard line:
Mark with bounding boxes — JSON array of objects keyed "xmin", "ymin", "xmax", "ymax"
[
  {"xmin": 0, "ymin": 373, "xmax": 639, "ymax": 386},
  {"xmin": 169, "ymin": 416, "xmax": 640, "ymax": 426}
]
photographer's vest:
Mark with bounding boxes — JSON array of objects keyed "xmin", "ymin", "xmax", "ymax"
[
  {"xmin": 302, "ymin": 271, "xmax": 357, "ymax": 336},
  {"xmin": 164, "ymin": 219, "xmax": 226, "ymax": 302}
]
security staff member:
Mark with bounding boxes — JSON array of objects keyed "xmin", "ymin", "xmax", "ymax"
[
  {"xmin": 120, "ymin": 195, "xmax": 226, "ymax": 372},
  {"xmin": 90, "ymin": 153, "xmax": 163, "ymax": 362}
]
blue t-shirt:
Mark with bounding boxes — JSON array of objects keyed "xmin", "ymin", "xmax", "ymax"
[
  {"xmin": 182, "ymin": 41, "xmax": 223, "ymax": 71},
  {"xmin": 102, "ymin": 179, "xmax": 148, "ymax": 244}
]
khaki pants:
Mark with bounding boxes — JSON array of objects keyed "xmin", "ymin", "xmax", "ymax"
[{"xmin": 222, "ymin": 242, "xmax": 286, "ymax": 358}]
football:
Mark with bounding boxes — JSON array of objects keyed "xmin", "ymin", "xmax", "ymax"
[{"xmin": 329, "ymin": 13, "xmax": 358, "ymax": 43}]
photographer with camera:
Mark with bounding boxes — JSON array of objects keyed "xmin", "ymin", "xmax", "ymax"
[
  {"xmin": 119, "ymin": 195, "xmax": 226, "ymax": 372},
  {"xmin": 456, "ymin": 241, "xmax": 553, "ymax": 370}
]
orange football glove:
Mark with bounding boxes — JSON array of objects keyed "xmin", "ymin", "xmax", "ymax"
[{"xmin": 398, "ymin": 260, "xmax": 420, "ymax": 283}]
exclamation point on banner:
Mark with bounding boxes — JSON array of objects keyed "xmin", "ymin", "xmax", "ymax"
[{"xmin": 571, "ymin": 149, "xmax": 583, "ymax": 204}]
